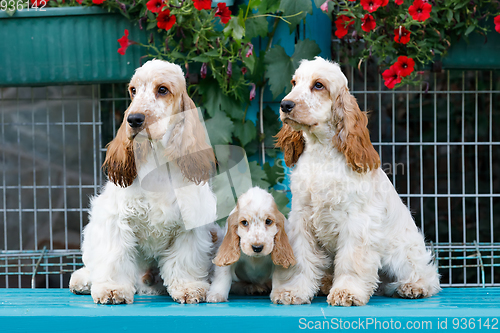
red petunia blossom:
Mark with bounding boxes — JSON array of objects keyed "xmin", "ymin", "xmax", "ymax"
[
  {"xmin": 193, "ymin": 0, "xmax": 211, "ymax": 10},
  {"xmin": 382, "ymin": 66, "xmax": 402, "ymax": 89},
  {"xmin": 30, "ymin": 0, "xmax": 45, "ymax": 6},
  {"xmin": 495, "ymin": 15, "xmax": 500, "ymax": 34},
  {"xmin": 215, "ymin": 3, "xmax": 231, "ymax": 24},
  {"xmin": 92, "ymin": 0, "xmax": 105, "ymax": 4},
  {"xmin": 393, "ymin": 56, "xmax": 415, "ymax": 77},
  {"xmin": 381, "ymin": 0, "xmax": 389, "ymax": 6},
  {"xmin": 146, "ymin": 0, "xmax": 164, "ymax": 13},
  {"xmin": 75, "ymin": 0, "xmax": 82, "ymax": 4},
  {"xmin": 360, "ymin": 0, "xmax": 383, "ymax": 13},
  {"xmin": 157, "ymin": 9, "xmax": 176, "ymax": 30},
  {"xmin": 395, "ymin": 0, "xmax": 404, "ymax": 4},
  {"xmin": 409, "ymin": 0, "xmax": 432, "ymax": 22},
  {"xmin": 117, "ymin": 29, "xmax": 137, "ymax": 55},
  {"xmin": 361, "ymin": 14, "xmax": 376, "ymax": 32},
  {"xmin": 241, "ymin": 67, "xmax": 248, "ymax": 75},
  {"xmin": 394, "ymin": 26, "xmax": 411, "ymax": 44},
  {"xmin": 335, "ymin": 15, "xmax": 354, "ymax": 38}
]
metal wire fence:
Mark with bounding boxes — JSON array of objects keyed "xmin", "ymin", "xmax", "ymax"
[{"xmin": 0, "ymin": 66, "xmax": 499, "ymax": 288}]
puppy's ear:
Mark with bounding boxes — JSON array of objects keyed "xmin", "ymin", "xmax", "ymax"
[
  {"xmin": 213, "ymin": 210, "xmax": 241, "ymax": 267},
  {"xmin": 167, "ymin": 91, "xmax": 216, "ymax": 184},
  {"xmin": 274, "ymin": 123, "xmax": 305, "ymax": 167},
  {"xmin": 333, "ymin": 87, "xmax": 380, "ymax": 173},
  {"xmin": 103, "ymin": 118, "xmax": 137, "ymax": 187},
  {"xmin": 271, "ymin": 207, "xmax": 296, "ymax": 269}
]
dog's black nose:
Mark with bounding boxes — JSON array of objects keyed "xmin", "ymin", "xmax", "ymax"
[
  {"xmin": 252, "ymin": 245, "xmax": 264, "ymax": 253},
  {"xmin": 127, "ymin": 113, "xmax": 145, "ymax": 128},
  {"xmin": 280, "ymin": 100, "xmax": 295, "ymax": 113}
]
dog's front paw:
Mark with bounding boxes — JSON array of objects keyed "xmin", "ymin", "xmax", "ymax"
[
  {"xmin": 397, "ymin": 283, "xmax": 426, "ymax": 299},
  {"xmin": 327, "ymin": 289, "xmax": 366, "ymax": 307},
  {"xmin": 91, "ymin": 284, "xmax": 135, "ymax": 305},
  {"xmin": 69, "ymin": 268, "xmax": 91, "ymax": 295},
  {"xmin": 206, "ymin": 292, "xmax": 228, "ymax": 303},
  {"xmin": 271, "ymin": 289, "xmax": 312, "ymax": 305},
  {"xmin": 168, "ymin": 281, "xmax": 209, "ymax": 304}
]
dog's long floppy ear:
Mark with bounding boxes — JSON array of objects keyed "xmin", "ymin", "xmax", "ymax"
[
  {"xmin": 213, "ymin": 210, "xmax": 240, "ymax": 267},
  {"xmin": 167, "ymin": 91, "xmax": 216, "ymax": 184},
  {"xmin": 333, "ymin": 87, "xmax": 380, "ymax": 173},
  {"xmin": 271, "ymin": 207, "xmax": 296, "ymax": 269},
  {"xmin": 274, "ymin": 123, "xmax": 305, "ymax": 167},
  {"xmin": 102, "ymin": 118, "xmax": 137, "ymax": 187}
]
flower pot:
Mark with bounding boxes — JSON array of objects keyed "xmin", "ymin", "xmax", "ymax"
[{"xmin": 0, "ymin": 7, "xmax": 149, "ymax": 86}]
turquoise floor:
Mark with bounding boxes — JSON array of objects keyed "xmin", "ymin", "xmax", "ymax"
[{"xmin": 1, "ymin": 288, "xmax": 499, "ymax": 332}]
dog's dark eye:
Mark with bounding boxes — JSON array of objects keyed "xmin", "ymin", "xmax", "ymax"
[
  {"xmin": 291, "ymin": 80, "xmax": 296, "ymax": 87},
  {"xmin": 241, "ymin": 220, "xmax": 248, "ymax": 227},
  {"xmin": 130, "ymin": 87, "xmax": 136, "ymax": 96},
  {"xmin": 158, "ymin": 86, "xmax": 168, "ymax": 95},
  {"xmin": 314, "ymin": 82, "xmax": 324, "ymax": 90},
  {"xmin": 265, "ymin": 219, "xmax": 273, "ymax": 225}
]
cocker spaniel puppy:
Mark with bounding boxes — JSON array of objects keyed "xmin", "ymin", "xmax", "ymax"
[
  {"xmin": 69, "ymin": 60, "xmax": 217, "ymax": 304},
  {"xmin": 272, "ymin": 57, "xmax": 440, "ymax": 306},
  {"xmin": 207, "ymin": 187, "xmax": 295, "ymax": 302}
]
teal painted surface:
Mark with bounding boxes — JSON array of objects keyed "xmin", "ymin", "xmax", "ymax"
[
  {"xmin": 1, "ymin": 288, "xmax": 499, "ymax": 332},
  {"xmin": 0, "ymin": 7, "xmax": 148, "ymax": 86}
]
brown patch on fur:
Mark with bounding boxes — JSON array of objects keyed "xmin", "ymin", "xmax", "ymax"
[
  {"xmin": 333, "ymin": 87, "xmax": 380, "ymax": 173},
  {"xmin": 210, "ymin": 230, "xmax": 218, "ymax": 244},
  {"xmin": 102, "ymin": 118, "xmax": 137, "ymax": 187},
  {"xmin": 213, "ymin": 210, "xmax": 240, "ymax": 266},
  {"xmin": 274, "ymin": 123, "xmax": 305, "ymax": 167},
  {"xmin": 166, "ymin": 92, "xmax": 216, "ymax": 184},
  {"xmin": 319, "ymin": 273, "xmax": 333, "ymax": 296},
  {"xmin": 271, "ymin": 203, "xmax": 296, "ymax": 269},
  {"xmin": 142, "ymin": 269, "xmax": 155, "ymax": 286}
]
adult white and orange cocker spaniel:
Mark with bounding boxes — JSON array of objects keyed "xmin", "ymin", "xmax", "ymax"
[
  {"xmin": 206, "ymin": 187, "xmax": 295, "ymax": 302},
  {"xmin": 69, "ymin": 60, "xmax": 217, "ymax": 304},
  {"xmin": 272, "ymin": 57, "xmax": 440, "ymax": 306}
]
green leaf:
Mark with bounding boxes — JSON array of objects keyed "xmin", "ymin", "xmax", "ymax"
[
  {"xmin": 249, "ymin": 161, "xmax": 271, "ymax": 189},
  {"xmin": 258, "ymin": 0, "xmax": 281, "ymax": 13},
  {"xmin": 199, "ymin": 79, "xmax": 222, "ymax": 117},
  {"xmin": 205, "ymin": 112, "xmax": 235, "ymax": 146},
  {"xmin": 264, "ymin": 45, "xmax": 294, "ymax": 98},
  {"xmin": 243, "ymin": 54, "xmax": 256, "ymax": 73},
  {"xmin": 269, "ymin": 188, "xmax": 290, "ymax": 216},
  {"xmin": 191, "ymin": 55, "xmax": 210, "ymax": 63},
  {"xmin": 446, "ymin": 10, "xmax": 453, "ymax": 23},
  {"xmin": 291, "ymin": 38, "xmax": 321, "ymax": 68},
  {"xmin": 245, "ymin": 16, "xmax": 269, "ymax": 39},
  {"xmin": 263, "ymin": 161, "xmax": 285, "ymax": 186},
  {"xmin": 234, "ymin": 120, "xmax": 257, "ymax": 146},
  {"xmin": 221, "ymin": 96, "xmax": 244, "ymax": 120},
  {"xmin": 146, "ymin": 20, "xmax": 157, "ymax": 30},
  {"xmin": 464, "ymin": 25, "xmax": 475, "ymax": 36},
  {"xmin": 223, "ymin": 12, "xmax": 245, "ymax": 41},
  {"xmin": 279, "ymin": 0, "xmax": 312, "ymax": 33}
]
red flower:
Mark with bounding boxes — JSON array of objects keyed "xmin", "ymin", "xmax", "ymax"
[
  {"xmin": 361, "ymin": 14, "xmax": 376, "ymax": 32},
  {"xmin": 146, "ymin": 0, "xmax": 164, "ymax": 13},
  {"xmin": 409, "ymin": 0, "xmax": 432, "ymax": 22},
  {"xmin": 393, "ymin": 56, "xmax": 415, "ymax": 77},
  {"xmin": 75, "ymin": 0, "xmax": 82, "ymax": 3},
  {"xmin": 193, "ymin": 0, "xmax": 211, "ymax": 10},
  {"xmin": 92, "ymin": 0, "xmax": 105, "ymax": 4},
  {"xmin": 381, "ymin": 0, "xmax": 389, "ymax": 6},
  {"xmin": 382, "ymin": 66, "xmax": 401, "ymax": 89},
  {"xmin": 495, "ymin": 15, "xmax": 500, "ymax": 34},
  {"xmin": 117, "ymin": 29, "xmax": 137, "ymax": 55},
  {"xmin": 200, "ymin": 63, "xmax": 208, "ymax": 79},
  {"xmin": 360, "ymin": 0, "xmax": 383, "ymax": 13},
  {"xmin": 30, "ymin": 0, "xmax": 45, "ymax": 5},
  {"xmin": 215, "ymin": 3, "xmax": 231, "ymax": 24},
  {"xmin": 249, "ymin": 83, "xmax": 256, "ymax": 101},
  {"xmin": 395, "ymin": 0, "xmax": 404, "ymax": 4},
  {"xmin": 335, "ymin": 15, "xmax": 354, "ymax": 38},
  {"xmin": 394, "ymin": 26, "xmax": 411, "ymax": 44},
  {"xmin": 157, "ymin": 9, "xmax": 176, "ymax": 30},
  {"xmin": 320, "ymin": 0, "xmax": 329, "ymax": 12}
]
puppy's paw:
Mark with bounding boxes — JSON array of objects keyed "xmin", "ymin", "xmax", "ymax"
[
  {"xmin": 69, "ymin": 268, "xmax": 91, "ymax": 295},
  {"xmin": 206, "ymin": 292, "xmax": 228, "ymax": 303},
  {"xmin": 327, "ymin": 289, "xmax": 366, "ymax": 307},
  {"xmin": 168, "ymin": 281, "xmax": 209, "ymax": 304},
  {"xmin": 271, "ymin": 289, "xmax": 312, "ymax": 305},
  {"xmin": 91, "ymin": 284, "xmax": 135, "ymax": 305},
  {"xmin": 397, "ymin": 283, "xmax": 426, "ymax": 299}
]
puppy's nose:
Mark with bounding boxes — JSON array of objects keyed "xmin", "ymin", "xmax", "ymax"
[
  {"xmin": 252, "ymin": 245, "xmax": 264, "ymax": 253},
  {"xmin": 280, "ymin": 100, "xmax": 295, "ymax": 113},
  {"xmin": 127, "ymin": 113, "xmax": 145, "ymax": 128}
]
